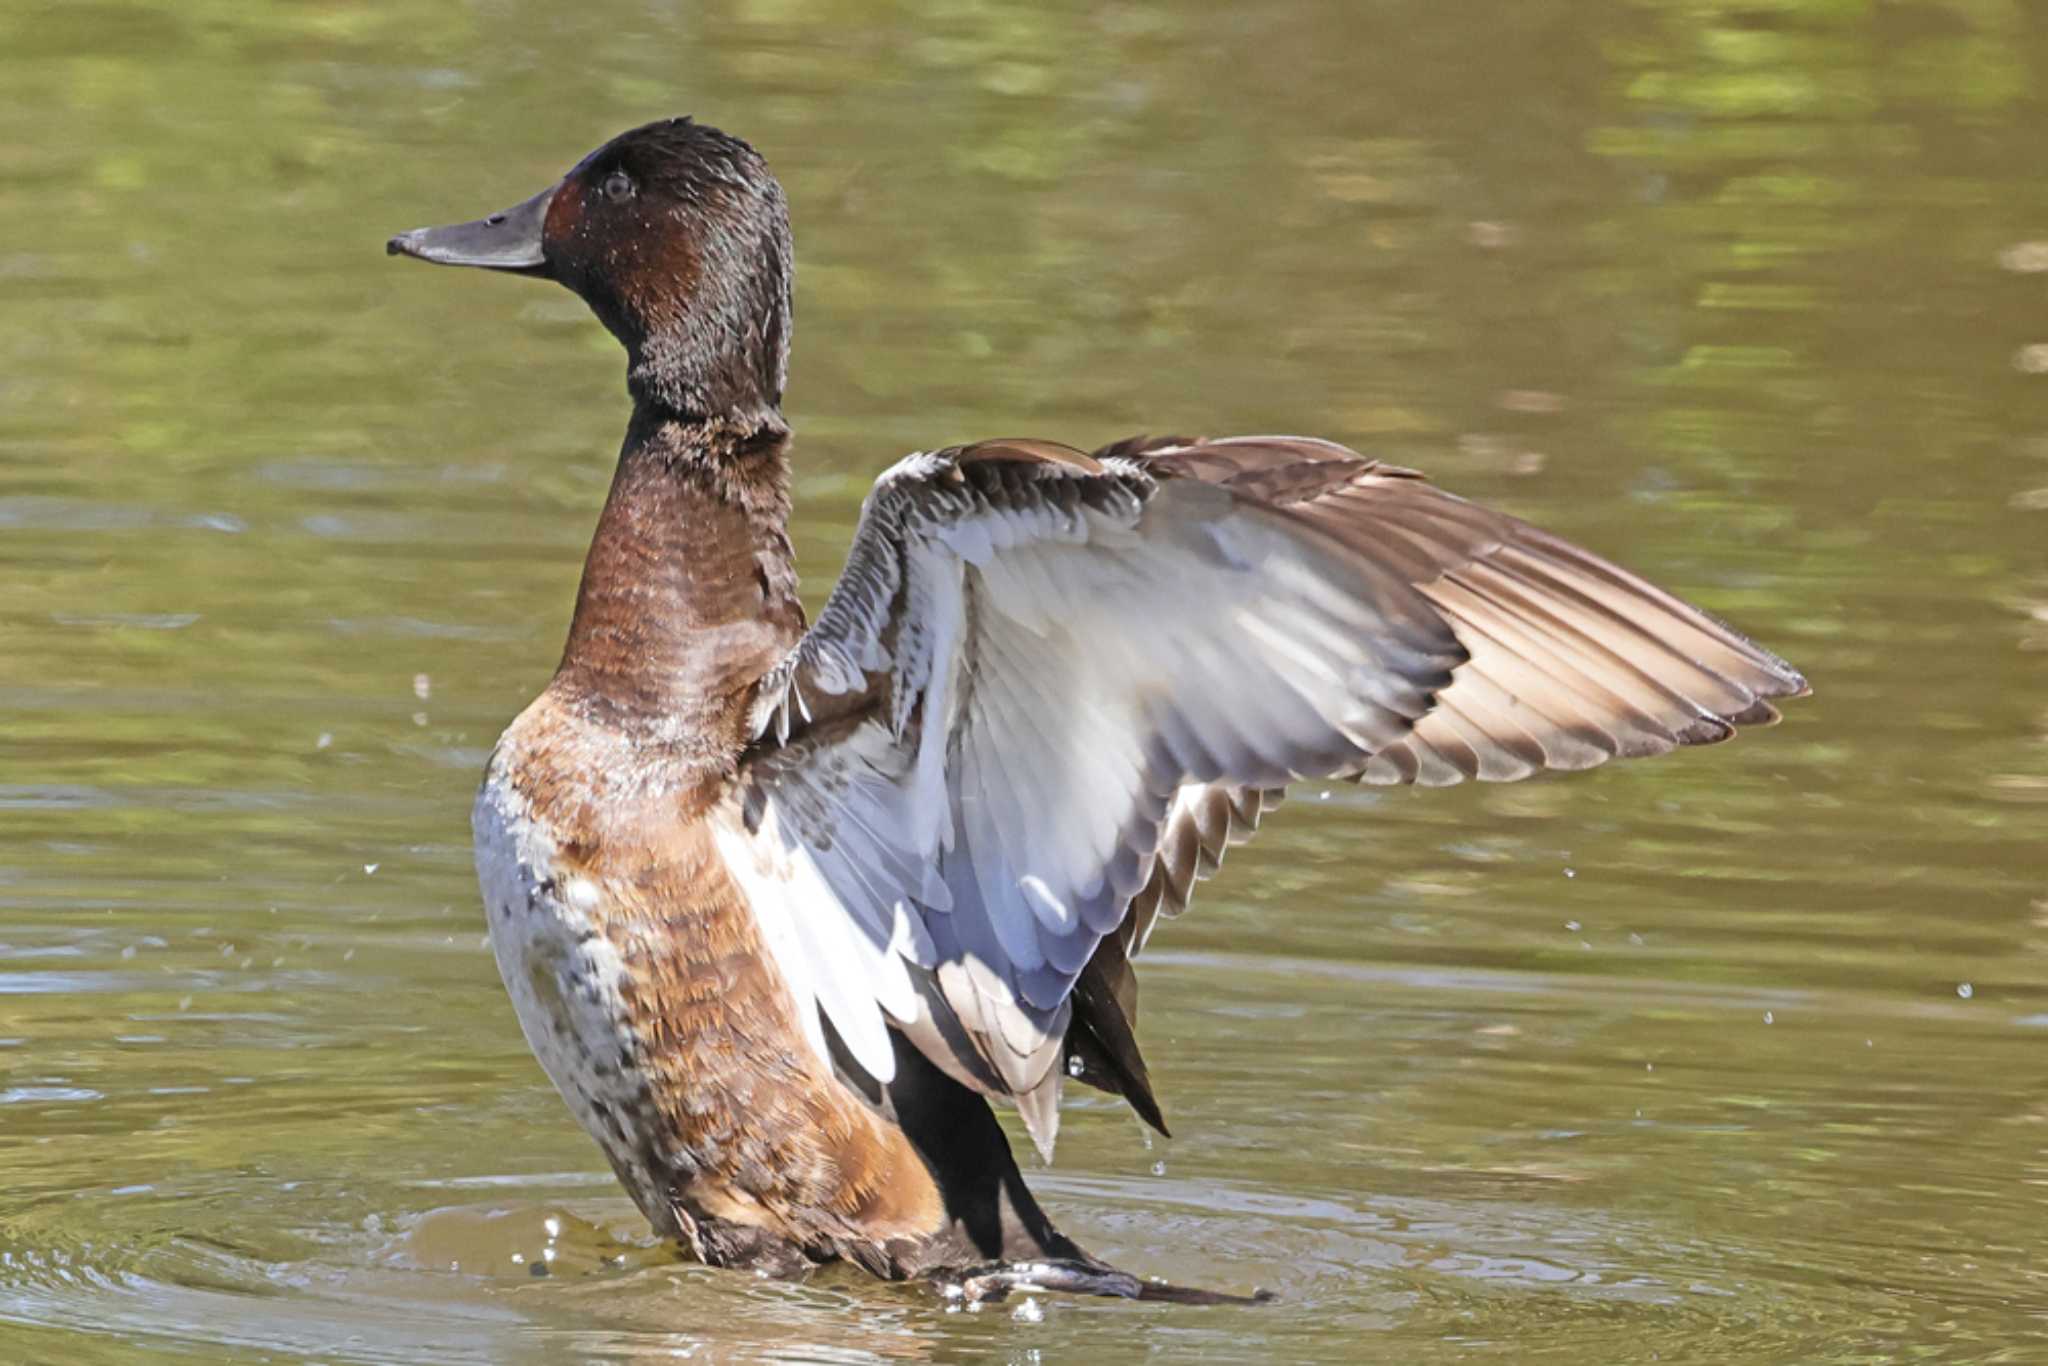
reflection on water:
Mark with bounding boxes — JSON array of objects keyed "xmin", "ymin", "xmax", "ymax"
[{"xmin": 2, "ymin": 0, "xmax": 2045, "ymax": 1361}]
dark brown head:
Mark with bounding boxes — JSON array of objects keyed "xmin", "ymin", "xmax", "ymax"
[{"xmin": 388, "ymin": 118, "xmax": 793, "ymax": 429}]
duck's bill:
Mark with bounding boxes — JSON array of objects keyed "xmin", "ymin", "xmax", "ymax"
[{"xmin": 385, "ymin": 183, "xmax": 554, "ymax": 272}]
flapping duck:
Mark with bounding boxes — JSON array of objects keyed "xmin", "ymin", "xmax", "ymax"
[{"xmin": 388, "ymin": 118, "xmax": 1807, "ymax": 1303}]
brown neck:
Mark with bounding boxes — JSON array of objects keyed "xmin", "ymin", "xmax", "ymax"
[{"xmin": 553, "ymin": 407, "xmax": 804, "ymax": 758}]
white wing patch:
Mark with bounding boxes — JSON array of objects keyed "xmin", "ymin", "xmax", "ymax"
[{"xmin": 710, "ymin": 796, "xmax": 926, "ymax": 1084}]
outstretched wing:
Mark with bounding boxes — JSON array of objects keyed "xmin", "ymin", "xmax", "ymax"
[{"xmin": 732, "ymin": 435, "xmax": 1806, "ymax": 1154}]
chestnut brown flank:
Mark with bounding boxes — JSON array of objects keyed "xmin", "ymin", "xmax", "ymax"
[{"xmin": 495, "ymin": 691, "xmax": 948, "ymax": 1269}]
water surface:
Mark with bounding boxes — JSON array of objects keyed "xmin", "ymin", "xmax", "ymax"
[{"xmin": 3, "ymin": 0, "xmax": 2046, "ymax": 1360}]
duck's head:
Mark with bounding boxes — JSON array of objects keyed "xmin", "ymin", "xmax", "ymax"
[{"xmin": 388, "ymin": 117, "xmax": 792, "ymax": 428}]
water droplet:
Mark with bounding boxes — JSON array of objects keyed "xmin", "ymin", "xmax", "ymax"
[
  {"xmin": 1564, "ymin": 920, "xmax": 1580, "ymax": 931},
  {"xmin": 316, "ymin": 732, "xmax": 333, "ymax": 750},
  {"xmin": 1957, "ymin": 982, "xmax": 1973, "ymax": 1000},
  {"xmin": 1011, "ymin": 1296, "xmax": 1044, "ymax": 1323},
  {"xmin": 543, "ymin": 1216, "xmax": 561, "ymax": 1239},
  {"xmin": 363, "ymin": 863, "xmax": 379, "ymax": 876},
  {"xmin": 1563, "ymin": 868, "xmax": 1576, "ymax": 879},
  {"xmin": 1151, "ymin": 1161, "xmax": 1167, "ymax": 1176},
  {"xmin": 2000, "ymin": 240, "xmax": 2048, "ymax": 273},
  {"xmin": 1763, "ymin": 1011, "xmax": 1774, "ymax": 1024}
]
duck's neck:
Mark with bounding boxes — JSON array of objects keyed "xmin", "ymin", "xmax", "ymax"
[{"xmin": 553, "ymin": 404, "xmax": 804, "ymax": 755}]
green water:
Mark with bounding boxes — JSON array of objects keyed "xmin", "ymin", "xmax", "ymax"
[{"xmin": 3, "ymin": 0, "xmax": 2045, "ymax": 1360}]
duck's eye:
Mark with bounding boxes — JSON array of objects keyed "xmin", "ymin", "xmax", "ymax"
[{"xmin": 601, "ymin": 172, "xmax": 635, "ymax": 203}]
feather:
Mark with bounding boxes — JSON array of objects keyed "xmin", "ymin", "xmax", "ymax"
[{"xmin": 733, "ymin": 434, "xmax": 1807, "ymax": 1156}]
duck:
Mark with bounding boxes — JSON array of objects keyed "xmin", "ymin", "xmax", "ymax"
[{"xmin": 386, "ymin": 116, "xmax": 1808, "ymax": 1304}]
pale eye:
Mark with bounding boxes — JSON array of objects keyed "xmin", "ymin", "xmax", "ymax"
[{"xmin": 602, "ymin": 171, "xmax": 634, "ymax": 203}]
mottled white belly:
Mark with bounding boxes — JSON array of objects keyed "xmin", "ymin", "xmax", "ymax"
[{"xmin": 471, "ymin": 770, "xmax": 670, "ymax": 1223}]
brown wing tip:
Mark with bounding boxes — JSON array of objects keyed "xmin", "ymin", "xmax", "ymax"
[
  {"xmin": 1725, "ymin": 698, "xmax": 1783, "ymax": 728},
  {"xmin": 1752, "ymin": 652, "xmax": 1811, "ymax": 701},
  {"xmin": 1673, "ymin": 715, "xmax": 1737, "ymax": 746},
  {"xmin": 1680, "ymin": 667, "xmax": 1808, "ymax": 745},
  {"xmin": 1744, "ymin": 658, "xmax": 1812, "ymax": 711}
]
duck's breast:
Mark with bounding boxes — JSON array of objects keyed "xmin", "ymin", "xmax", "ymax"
[{"xmin": 472, "ymin": 763, "xmax": 674, "ymax": 1222}]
